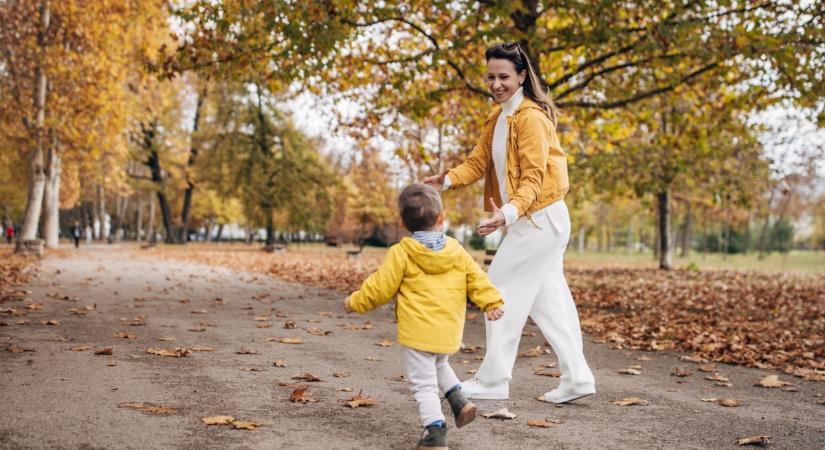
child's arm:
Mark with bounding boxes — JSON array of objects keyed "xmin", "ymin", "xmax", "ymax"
[
  {"xmin": 345, "ymin": 246, "xmax": 407, "ymax": 314},
  {"xmin": 463, "ymin": 251, "xmax": 505, "ymax": 319}
]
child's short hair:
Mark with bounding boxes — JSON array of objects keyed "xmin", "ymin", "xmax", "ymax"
[{"xmin": 398, "ymin": 183, "xmax": 443, "ymax": 232}]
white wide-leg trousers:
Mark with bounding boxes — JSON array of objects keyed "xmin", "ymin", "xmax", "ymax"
[
  {"xmin": 405, "ymin": 347, "xmax": 461, "ymax": 427},
  {"xmin": 475, "ymin": 200, "xmax": 595, "ymax": 390}
]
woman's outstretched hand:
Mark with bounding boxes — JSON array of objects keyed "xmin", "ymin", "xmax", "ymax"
[
  {"xmin": 422, "ymin": 171, "xmax": 447, "ymax": 191},
  {"xmin": 477, "ymin": 198, "xmax": 505, "ymax": 236}
]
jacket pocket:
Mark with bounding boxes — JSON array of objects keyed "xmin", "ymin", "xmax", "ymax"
[{"xmin": 544, "ymin": 202, "xmax": 570, "ymax": 235}]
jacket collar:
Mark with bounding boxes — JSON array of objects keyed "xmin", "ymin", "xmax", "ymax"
[{"xmin": 484, "ymin": 96, "xmax": 545, "ymax": 124}]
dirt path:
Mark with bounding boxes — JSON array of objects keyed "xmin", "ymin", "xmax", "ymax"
[{"xmin": 1, "ymin": 247, "xmax": 823, "ymax": 449}]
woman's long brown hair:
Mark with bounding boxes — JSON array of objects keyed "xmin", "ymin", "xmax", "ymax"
[{"xmin": 485, "ymin": 42, "xmax": 560, "ymax": 126}]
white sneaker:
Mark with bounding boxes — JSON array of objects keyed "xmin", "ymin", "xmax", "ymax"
[
  {"xmin": 539, "ymin": 384, "xmax": 595, "ymax": 404},
  {"xmin": 461, "ymin": 378, "xmax": 509, "ymax": 400}
]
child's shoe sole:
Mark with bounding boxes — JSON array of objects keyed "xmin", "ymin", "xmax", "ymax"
[{"xmin": 455, "ymin": 402, "xmax": 476, "ymax": 428}]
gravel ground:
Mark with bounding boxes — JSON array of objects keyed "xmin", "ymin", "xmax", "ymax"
[{"xmin": 1, "ymin": 245, "xmax": 823, "ymax": 449}]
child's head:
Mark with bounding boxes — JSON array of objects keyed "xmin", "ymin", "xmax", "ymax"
[{"xmin": 398, "ymin": 183, "xmax": 444, "ymax": 232}]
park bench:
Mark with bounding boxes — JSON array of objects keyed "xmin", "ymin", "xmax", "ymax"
[
  {"xmin": 264, "ymin": 243, "xmax": 286, "ymax": 253},
  {"xmin": 346, "ymin": 249, "xmax": 362, "ymax": 260}
]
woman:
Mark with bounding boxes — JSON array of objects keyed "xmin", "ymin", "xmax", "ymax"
[{"xmin": 423, "ymin": 42, "xmax": 595, "ymax": 403}]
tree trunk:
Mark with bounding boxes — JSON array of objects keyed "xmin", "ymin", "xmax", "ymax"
[
  {"xmin": 265, "ymin": 211, "xmax": 275, "ymax": 248},
  {"xmin": 135, "ymin": 193, "xmax": 144, "ymax": 241},
  {"xmin": 97, "ymin": 184, "xmax": 108, "ymax": 241},
  {"xmin": 216, "ymin": 223, "xmax": 224, "ymax": 242},
  {"xmin": 179, "ymin": 87, "xmax": 206, "ymax": 244},
  {"xmin": 145, "ymin": 144, "xmax": 177, "ymax": 244},
  {"xmin": 41, "ymin": 147, "xmax": 61, "ymax": 248},
  {"xmin": 147, "ymin": 191, "xmax": 156, "ymax": 243},
  {"xmin": 109, "ymin": 195, "xmax": 129, "ymax": 243},
  {"xmin": 680, "ymin": 202, "xmax": 692, "ymax": 258},
  {"xmin": 15, "ymin": 1, "xmax": 51, "ymax": 252},
  {"xmin": 657, "ymin": 189, "xmax": 672, "ymax": 270},
  {"xmin": 577, "ymin": 226, "xmax": 586, "ymax": 252}
]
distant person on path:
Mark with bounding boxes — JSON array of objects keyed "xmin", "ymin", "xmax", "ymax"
[
  {"xmin": 5, "ymin": 223, "xmax": 13, "ymax": 244},
  {"xmin": 344, "ymin": 183, "xmax": 505, "ymax": 450},
  {"xmin": 423, "ymin": 42, "xmax": 595, "ymax": 403},
  {"xmin": 72, "ymin": 221, "xmax": 82, "ymax": 248}
]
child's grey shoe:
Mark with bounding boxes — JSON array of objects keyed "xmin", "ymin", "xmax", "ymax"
[
  {"xmin": 416, "ymin": 424, "xmax": 448, "ymax": 450},
  {"xmin": 446, "ymin": 389, "xmax": 476, "ymax": 428}
]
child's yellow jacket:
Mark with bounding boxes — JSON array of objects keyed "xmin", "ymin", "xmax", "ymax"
[{"xmin": 348, "ymin": 236, "xmax": 504, "ymax": 354}]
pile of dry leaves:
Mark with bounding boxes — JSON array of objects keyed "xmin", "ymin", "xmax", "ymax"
[
  {"xmin": 0, "ymin": 250, "xmax": 36, "ymax": 303},
  {"xmin": 569, "ymin": 268, "xmax": 824, "ymax": 381},
  {"xmin": 154, "ymin": 246, "xmax": 823, "ymax": 381}
]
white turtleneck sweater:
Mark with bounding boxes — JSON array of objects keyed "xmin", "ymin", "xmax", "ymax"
[{"xmin": 444, "ymin": 87, "xmax": 522, "ymax": 226}]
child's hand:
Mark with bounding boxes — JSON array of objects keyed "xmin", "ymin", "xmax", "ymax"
[
  {"xmin": 486, "ymin": 306, "xmax": 504, "ymax": 321},
  {"xmin": 343, "ymin": 297, "xmax": 353, "ymax": 313}
]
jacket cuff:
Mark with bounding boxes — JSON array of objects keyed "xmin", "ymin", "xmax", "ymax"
[
  {"xmin": 442, "ymin": 175, "xmax": 452, "ymax": 191},
  {"xmin": 502, "ymin": 203, "xmax": 518, "ymax": 226}
]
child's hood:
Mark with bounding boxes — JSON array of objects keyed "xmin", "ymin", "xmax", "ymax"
[{"xmin": 398, "ymin": 236, "xmax": 464, "ymax": 274}]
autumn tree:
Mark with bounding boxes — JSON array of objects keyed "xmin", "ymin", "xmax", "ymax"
[{"xmin": 0, "ymin": 0, "xmax": 168, "ymax": 250}]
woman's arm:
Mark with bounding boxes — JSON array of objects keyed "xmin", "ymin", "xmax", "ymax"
[{"xmin": 509, "ymin": 109, "xmax": 550, "ymax": 217}]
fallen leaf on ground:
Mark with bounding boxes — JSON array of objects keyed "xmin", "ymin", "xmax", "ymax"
[
  {"xmin": 156, "ymin": 337, "xmax": 176, "ymax": 342},
  {"xmin": 518, "ymin": 346, "xmax": 545, "ymax": 357},
  {"xmin": 95, "ymin": 347, "xmax": 113, "ymax": 355},
  {"xmin": 481, "ymin": 408, "xmax": 517, "ymax": 420},
  {"xmin": 611, "ymin": 397, "xmax": 649, "ymax": 406},
  {"xmin": 375, "ymin": 339, "xmax": 392, "ymax": 347},
  {"xmin": 307, "ymin": 328, "xmax": 332, "ymax": 336},
  {"xmin": 390, "ymin": 374, "xmax": 407, "ymax": 382},
  {"xmin": 292, "ymin": 373, "xmax": 321, "ymax": 382},
  {"xmin": 636, "ymin": 356, "xmax": 652, "ymax": 361},
  {"xmin": 115, "ymin": 332, "xmax": 137, "ymax": 339},
  {"xmin": 276, "ymin": 337, "xmax": 303, "ymax": 344},
  {"xmin": 342, "ymin": 391, "xmax": 378, "ymax": 408},
  {"xmin": 146, "ymin": 348, "xmax": 190, "ymax": 357},
  {"xmin": 618, "ymin": 368, "xmax": 641, "ymax": 375},
  {"xmin": 671, "ymin": 368, "xmax": 691, "ymax": 377},
  {"xmin": 191, "ymin": 309, "xmax": 208, "ymax": 314},
  {"xmin": 69, "ymin": 345, "xmax": 94, "ymax": 352},
  {"xmin": 253, "ymin": 315, "xmax": 269, "ymax": 321},
  {"xmin": 237, "ymin": 347, "xmax": 257, "ymax": 355},
  {"xmin": 289, "ymin": 386, "xmax": 316, "ymax": 403},
  {"xmin": 701, "ymin": 398, "xmax": 742, "ymax": 407},
  {"xmin": 273, "ymin": 360, "xmax": 287, "ymax": 367},
  {"xmin": 25, "ymin": 303, "xmax": 43, "ymax": 310},
  {"xmin": 460, "ymin": 345, "xmax": 482, "ymax": 354},
  {"xmin": 189, "ymin": 326, "xmax": 206, "ymax": 332},
  {"xmin": 203, "ymin": 415, "xmax": 235, "ymax": 425},
  {"xmin": 284, "ymin": 320, "xmax": 296, "ymax": 329},
  {"xmin": 230, "ymin": 420, "xmax": 262, "ymax": 431},
  {"xmin": 697, "ymin": 364, "xmax": 717, "ymax": 373},
  {"xmin": 527, "ymin": 418, "xmax": 564, "ymax": 428},
  {"xmin": 118, "ymin": 402, "xmax": 177, "ymax": 415},
  {"xmin": 756, "ymin": 375, "xmax": 792, "ymax": 388},
  {"xmin": 365, "ymin": 356, "xmax": 380, "ymax": 361},
  {"xmin": 7, "ymin": 344, "xmax": 29, "ymax": 353},
  {"xmin": 736, "ymin": 435, "xmax": 771, "ymax": 446},
  {"xmin": 240, "ymin": 367, "xmax": 262, "ymax": 372},
  {"xmin": 705, "ymin": 373, "xmax": 730, "ymax": 382},
  {"xmin": 191, "ymin": 346, "xmax": 215, "ymax": 352},
  {"xmin": 534, "ymin": 368, "xmax": 561, "ymax": 377},
  {"xmin": 522, "ymin": 331, "xmax": 536, "ymax": 337},
  {"xmin": 42, "ymin": 320, "xmax": 60, "ymax": 326},
  {"xmin": 337, "ymin": 387, "xmax": 353, "ymax": 392},
  {"xmin": 679, "ymin": 355, "xmax": 709, "ymax": 363},
  {"xmin": 256, "ymin": 323, "xmax": 272, "ymax": 328},
  {"xmin": 333, "ymin": 372, "xmax": 350, "ymax": 378}
]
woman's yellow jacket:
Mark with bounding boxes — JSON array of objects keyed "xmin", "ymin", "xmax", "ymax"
[
  {"xmin": 447, "ymin": 97, "xmax": 569, "ymax": 219},
  {"xmin": 347, "ymin": 237, "xmax": 504, "ymax": 354}
]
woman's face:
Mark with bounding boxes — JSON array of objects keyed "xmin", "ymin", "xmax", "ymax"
[{"xmin": 486, "ymin": 58, "xmax": 526, "ymax": 104}]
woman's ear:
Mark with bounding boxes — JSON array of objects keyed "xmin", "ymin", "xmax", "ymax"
[
  {"xmin": 436, "ymin": 212, "xmax": 445, "ymax": 226},
  {"xmin": 519, "ymin": 70, "xmax": 527, "ymax": 86}
]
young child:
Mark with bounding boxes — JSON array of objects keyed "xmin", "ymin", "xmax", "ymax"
[{"xmin": 344, "ymin": 183, "xmax": 505, "ymax": 450}]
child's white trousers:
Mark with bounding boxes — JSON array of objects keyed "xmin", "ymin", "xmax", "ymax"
[
  {"xmin": 476, "ymin": 200, "xmax": 595, "ymax": 390},
  {"xmin": 404, "ymin": 347, "xmax": 460, "ymax": 427}
]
